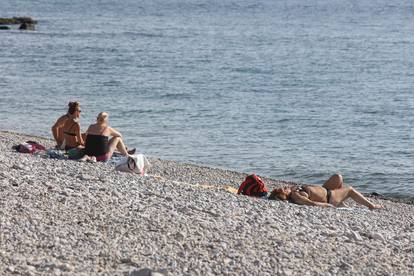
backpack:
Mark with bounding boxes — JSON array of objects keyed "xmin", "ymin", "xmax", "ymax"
[
  {"xmin": 115, "ymin": 156, "xmax": 137, "ymax": 173},
  {"xmin": 115, "ymin": 154, "xmax": 151, "ymax": 176},
  {"xmin": 237, "ymin": 174, "xmax": 268, "ymax": 197},
  {"xmin": 13, "ymin": 141, "xmax": 46, "ymax": 154}
]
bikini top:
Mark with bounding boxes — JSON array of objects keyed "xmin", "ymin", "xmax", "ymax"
[{"xmin": 63, "ymin": 121, "xmax": 78, "ymax": 137}]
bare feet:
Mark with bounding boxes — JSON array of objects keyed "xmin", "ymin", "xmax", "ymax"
[
  {"xmin": 79, "ymin": 155, "xmax": 88, "ymax": 162},
  {"xmin": 369, "ymin": 204, "xmax": 383, "ymax": 210},
  {"xmin": 127, "ymin": 148, "xmax": 136, "ymax": 155},
  {"xmin": 337, "ymin": 201, "xmax": 349, "ymax": 208},
  {"xmin": 79, "ymin": 155, "xmax": 96, "ymax": 163}
]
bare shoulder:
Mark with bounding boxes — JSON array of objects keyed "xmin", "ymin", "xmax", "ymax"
[
  {"xmin": 57, "ymin": 114, "xmax": 68, "ymax": 121},
  {"xmin": 53, "ymin": 114, "xmax": 68, "ymax": 126},
  {"xmin": 87, "ymin": 123, "xmax": 100, "ymax": 134},
  {"xmin": 88, "ymin": 123, "xmax": 97, "ymax": 129},
  {"xmin": 109, "ymin": 127, "xmax": 122, "ymax": 137},
  {"xmin": 73, "ymin": 121, "xmax": 81, "ymax": 130}
]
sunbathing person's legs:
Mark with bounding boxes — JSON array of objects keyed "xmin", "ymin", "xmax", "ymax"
[
  {"xmin": 80, "ymin": 137, "xmax": 129, "ymax": 162},
  {"xmin": 107, "ymin": 136, "xmax": 128, "ymax": 159},
  {"xmin": 323, "ymin": 173, "xmax": 344, "ymax": 190},
  {"xmin": 331, "ymin": 187, "xmax": 382, "ymax": 210}
]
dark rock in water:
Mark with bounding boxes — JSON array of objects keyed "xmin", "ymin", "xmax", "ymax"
[
  {"xmin": 0, "ymin": 18, "xmax": 16, "ymax": 25},
  {"xmin": 19, "ymin": 22, "xmax": 35, "ymax": 31},
  {"xmin": 0, "ymin": 26, "xmax": 10, "ymax": 30},
  {"xmin": 14, "ymin": 16, "xmax": 37, "ymax": 24},
  {"xmin": 0, "ymin": 17, "xmax": 37, "ymax": 25}
]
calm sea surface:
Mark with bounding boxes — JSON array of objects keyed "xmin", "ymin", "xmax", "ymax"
[{"xmin": 1, "ymin": 0, "xmax": 413, "ymax": 198}]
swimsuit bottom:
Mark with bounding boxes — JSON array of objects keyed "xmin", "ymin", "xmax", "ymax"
[
  {"xmin": 96, "ymin": 153, "xmax": 109, "ymax": 162},
  {"xmin": 65, "ymin": 145, "xmax": 76, "ymax": 151},
  {"xmin": 325, "ymin": 188, "xmax": 332, "ymax": 203}
]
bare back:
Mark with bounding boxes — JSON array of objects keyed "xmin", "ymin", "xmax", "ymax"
[
  {"xmin": 61, "ymin": 119, "xmax": 82, "ymax": 148},
  {"xmin": 82, "ymin": 121, "xmax": 128, "ymax": 161},
  {"xmin": 87, "ymin": 123, "xmax": 110, "ymax": 137},
  {"xmin": 52, "ymin": 114, "xmax": 69, "ymax": 145}
]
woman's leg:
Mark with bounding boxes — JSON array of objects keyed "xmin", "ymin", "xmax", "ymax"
[
  {"xmin": 323, "ymin": 173, "xmax": 344, "ymax": 190},
  {"xmin": 107, "ymin": 137, "xmax": 129, "ymax": 159},
  {"xmin": 330, "ymin": 187, "xmax": 382, "ymax": 210}
]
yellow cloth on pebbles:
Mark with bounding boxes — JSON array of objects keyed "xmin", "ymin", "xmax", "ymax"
[{"xmin": 153, "ymin": 175, "xmax": 238, "ymax": 194}]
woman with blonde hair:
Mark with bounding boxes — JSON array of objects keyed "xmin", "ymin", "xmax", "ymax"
[
  {"xmin": 268, "ymin": 174, "xmax": 382, "ymax": 210},
  {"xmin": 81, "ymin": 112, "xmax": 133, "ymax": 162},
  {"xmin": 51, "ymin": 101, "xmax": 84, "ymax": 150}
]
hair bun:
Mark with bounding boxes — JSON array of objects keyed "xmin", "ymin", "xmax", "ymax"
[{"xmin": 67, "ymin": 101, "xmax": 80, "ymax": 114}]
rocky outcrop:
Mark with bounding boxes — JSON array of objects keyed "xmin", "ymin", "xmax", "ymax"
[
  {"xmin": 0, "ymin": 17, "xmax": 37, "ymax": 25},
  {"xmin": 0, "ymin": 18, "xmax": 16, "ymax": 25},
  {"xmin": 0, "ymin": 17, "xmax": 37, "ymax": 30},
  {"xmin": 18, "ymin": 22, "xmax": 35, "ymax": 30}
]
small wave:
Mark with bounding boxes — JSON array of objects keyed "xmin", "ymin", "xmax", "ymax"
[
  {"xmin": 160, "ymin": 93, "xmax": 192, "ymax": 100},
  {"xmin": 28, "ymin": 30, "xmax": 167, "ymax": 40},
  {"xmin": 276, "ymin": 118, "xmax": 290, "ymax": 123},
  {"xmin": 121, "ymin": 108, "xmax": 185, "ymax": 115},
  {"xmin": 232, "ymin": 67, "xmax": 273, "ymax": 75},
  {"xmin": 300, "ymin": 172, "xmax": 328, "ymax": 179},
  {"xmin": 368, "ymin": 172, "xmax": 387, "ymax": 177},
  {"xmin": 360, "ymin": 109, "xmax": 379, "ymax": 115},
  {"xmin": 121, "ymin": 31, "xmax": 164, "ymax": 38},
  {"xmin": 352, "ymin": 121, "xmax": 378, "ymax": 127},
  {"xmin": 194, "ymin": 59, "xmax": 212, "ymax": 63},
  {"xmin": 102, "ymin": 80, "xmax": 122, "ymax": 87}
]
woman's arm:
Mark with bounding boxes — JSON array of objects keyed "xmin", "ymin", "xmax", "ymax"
[
  {"xmin": 74, "ymin": 123, "xmax": 84, "ymax": 146},
  {"xmin": 109, "ymin": 127, "xmax": 122, "ymax": 138},
  {"xmin": 85, "ymin": 125, "xmax": 92, "ymax": 135},
  {"xmin": 290, "ymin": 192, "xmax": 335, "ymax": 208},
  {"xmin": 51, "ymin": 115, "xmax": 68, "ymax": 145}
]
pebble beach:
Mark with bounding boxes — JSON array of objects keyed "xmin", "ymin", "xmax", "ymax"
[{"xmin": 0, "ymin": 131, "xmax": 413, "ymax": 275}]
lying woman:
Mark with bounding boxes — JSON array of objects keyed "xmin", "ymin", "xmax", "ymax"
[
  {"xmin": 80, "ymin": 112, "xmax": 133, "ymax": 162},
  {"xmin": 268, "ymin": 174, "xmax": 382, "ymax": 210}
]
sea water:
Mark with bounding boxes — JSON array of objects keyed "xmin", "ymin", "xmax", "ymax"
[{"xmin": 1, "ymin": 0, "xmax": 413, "ymax": 199}]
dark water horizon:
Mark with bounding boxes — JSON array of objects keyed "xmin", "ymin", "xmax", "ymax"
[{"xmin": 1, "ymin": 0, "xmax": 413, "ymax": 199}]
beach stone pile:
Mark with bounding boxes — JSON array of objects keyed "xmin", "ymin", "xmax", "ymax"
[{"xmin": 0, "ymin": 131, "xmax": 413, "ymax": 275}]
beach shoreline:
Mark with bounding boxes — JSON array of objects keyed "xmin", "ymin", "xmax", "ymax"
[
  {"xmin": 1, "ymin": 130, "xmax": 413, "ymax": 275},
  {"xmin": 2, "ymin": 129, "xmax": 412, "ymax": 204}
]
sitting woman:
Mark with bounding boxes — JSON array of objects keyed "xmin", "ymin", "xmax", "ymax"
[
  {"xmin": 51, "ymin": 101, "xmax": 84, "ymax": 150},
  {"xmin": 80, "ymin": 112, "xmax": 131, "ymax": 162},
  {"xmin": 268, "ymin": 174, "xmax": 382, "ymax": 210}
]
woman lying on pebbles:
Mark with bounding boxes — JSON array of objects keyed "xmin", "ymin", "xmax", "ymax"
[
  {"xmin": 268, "ymin": 173, "xmax": 382, "ymax": 210},
  {"xmin": 80, "ymin": 112, "xmax": 134, "ymax": 162}
]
